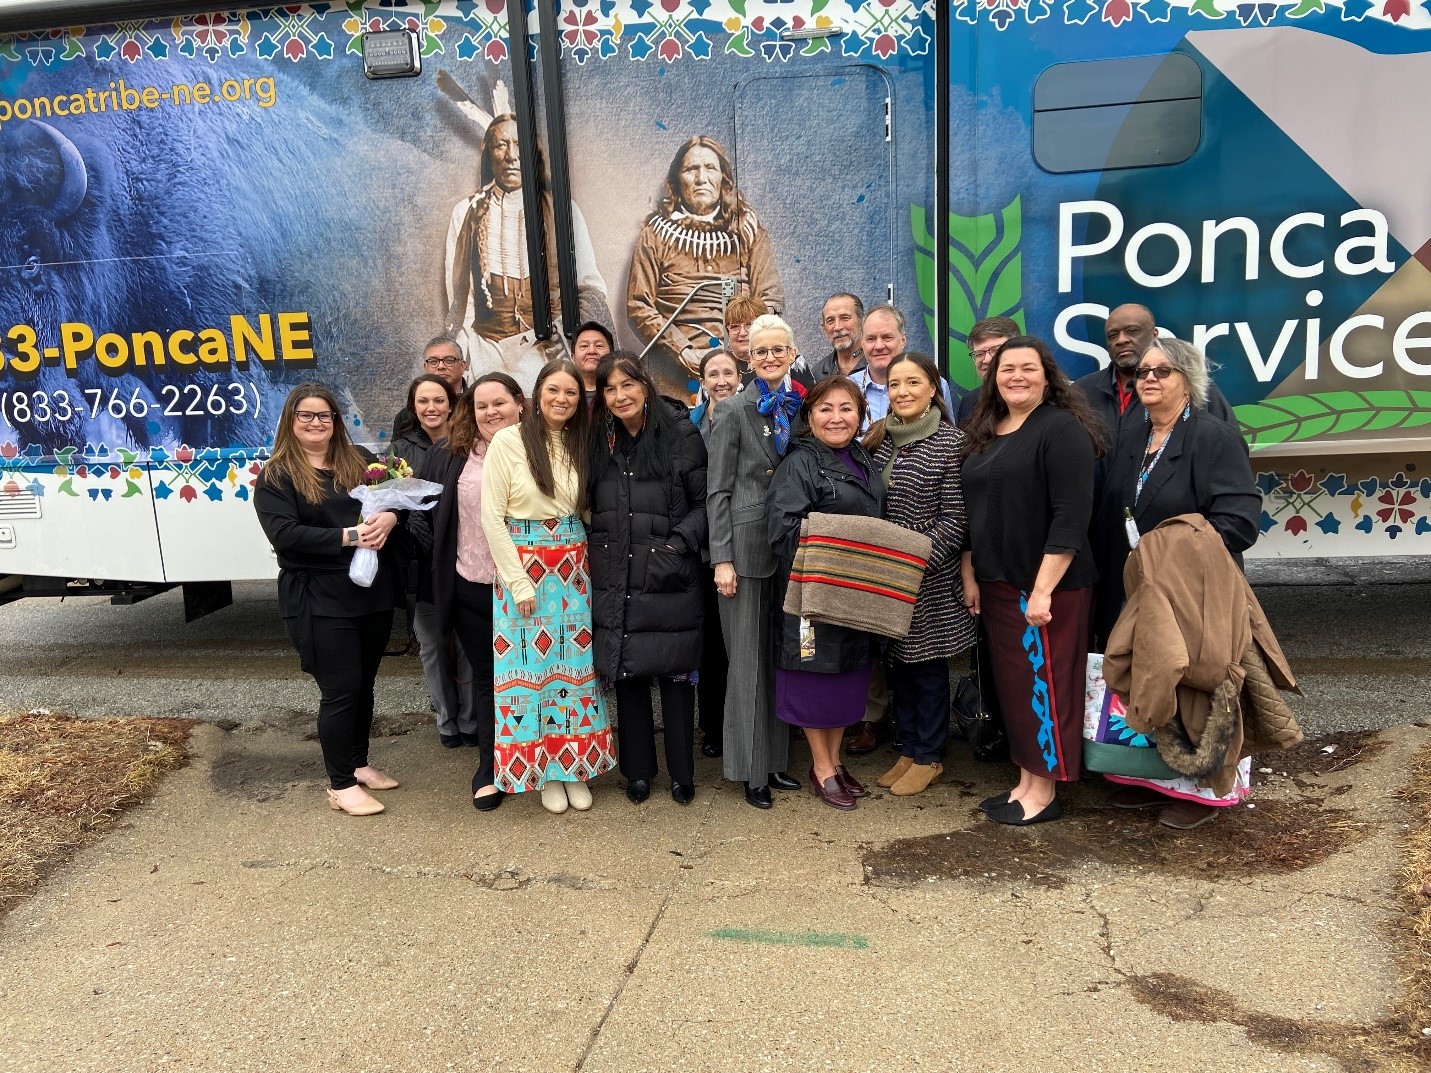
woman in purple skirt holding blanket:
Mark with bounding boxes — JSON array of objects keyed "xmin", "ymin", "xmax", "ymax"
[{"xmin": 766, "ymin": 376, "xmax": 884, "ymax": 811}]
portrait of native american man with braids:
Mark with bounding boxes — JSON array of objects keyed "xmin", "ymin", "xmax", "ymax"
[
  {"xmin": 627, "ymin": 135, "xmax": 784, "ymax": 398},
  {"xmin": 439, "ymin": 74, "xmax": 611, "ymax": 389}
]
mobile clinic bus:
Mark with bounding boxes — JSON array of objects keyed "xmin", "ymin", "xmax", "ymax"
[{"xmin": 0, "ymin": 0, "xmax": 1427, "ymax": 615}]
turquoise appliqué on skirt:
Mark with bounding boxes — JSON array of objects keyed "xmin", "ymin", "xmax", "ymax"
[{"xmin": 492, "ymin": 516, "xmax": 615, "ymax": 792}]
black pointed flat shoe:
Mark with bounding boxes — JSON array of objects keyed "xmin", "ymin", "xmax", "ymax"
[
  {"xmin": 987, "ymin": 798, "xmax": 1064, "ymax": 826},
  {"xmin": 745, "ymin": 783, "xmax": 773, "ymax": 809},
  {"xmin": 978, "ymin": 792, "xmax": 1012, "ymax": 814},
  {"xmin": 700, "ymin": 741, "xmax": 722, "ymax": 758},
  {"xmin": 472, "ymin": 789, "xmax": 505, "ymax": 812},
  {"xmin": 625, "ymin": 778, "xmax": 651, "ymax": 804},
  {"xmin": 671, "ymin": 782, "xmax": 695, "ymax": 805},
  {"xmin": 768, "ymin": 771, "xmax": 800, "ymax": 792}
]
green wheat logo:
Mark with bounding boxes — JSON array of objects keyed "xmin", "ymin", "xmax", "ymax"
[{"xmin": 913, "ymin": 197, "xmax": 1025, "ymax": 389}]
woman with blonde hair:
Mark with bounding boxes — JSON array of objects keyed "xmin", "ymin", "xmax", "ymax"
[
  {"xmin": 254, "ymin": 383, "xmax": 402, "ymax": 817},
  {"xmin": 706, "ymin": 313, "xmax": 806, "ymax": 809}
]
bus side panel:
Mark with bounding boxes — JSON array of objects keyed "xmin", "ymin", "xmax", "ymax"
[
  {"xmin": 0, "ymin": 450, "xmax": 164, "ymax": 581},
  {"xmin": 956, "ymin": 9, "xmax": 1431, "ymax": 559},
  {"xmin": 0, "ymin": 5, "xmax": 517, "ymax": 581},
  {"xmin": 150, "ymin": 447, "xmax": 275, "ymax": 583}
]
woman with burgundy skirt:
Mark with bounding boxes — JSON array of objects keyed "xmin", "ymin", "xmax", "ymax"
[{"xmin": 960, "ymin": 337, "xmax": 1105, "ymax": 826}]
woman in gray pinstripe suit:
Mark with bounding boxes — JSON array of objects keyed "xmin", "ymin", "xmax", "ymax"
[{"xmin": 706, "ymin": 314, "xmax": 806, "ymax": 809}]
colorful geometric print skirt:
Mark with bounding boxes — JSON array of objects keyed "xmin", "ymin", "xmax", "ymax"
[
  {"xmin": 981, "ymin": 579, "xmax": 1092, "ymax": 783},
  {"xmin": 492, "ymin": 516, "xmax": 616, "ymax": 793}
]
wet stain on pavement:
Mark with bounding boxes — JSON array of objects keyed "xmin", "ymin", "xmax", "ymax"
[
  {"xmin": 1127, "ymin": 971, "xmax": 1429, "ymax": 1073},
  {"xmin": 863, "ymin": 733, "xmax": 1387, "ymax": 889},
  {"xmin": 208, "ymin": 738, "xmax": 318, "ymax": 801}
]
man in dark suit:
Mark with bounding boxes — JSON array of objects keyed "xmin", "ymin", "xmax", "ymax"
[
  {"xmin": 1074, "ymin": 303, "xmax": 1238, "ymax": 444},
  {"xmin": 1074, "ymin": 303, "xmax": 1241, "ymax": 501}
]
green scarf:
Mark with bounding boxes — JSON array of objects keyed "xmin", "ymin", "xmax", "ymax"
[{"xmin": 880, "ymin": 405, "xmax": 942, "ymax": 483}]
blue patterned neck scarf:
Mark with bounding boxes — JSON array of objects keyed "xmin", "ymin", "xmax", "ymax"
[{"xmin": 755, "ymin": 378, "xmax": 802, "ymax": 456}]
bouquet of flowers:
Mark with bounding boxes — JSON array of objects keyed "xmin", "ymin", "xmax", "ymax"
[{"xmin": 348, "ymin": 454, "xmax": 442, "ymax": 587}]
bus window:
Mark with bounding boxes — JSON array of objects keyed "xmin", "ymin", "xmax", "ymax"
[{"xmin": 1033, "ymin": 54, "xmax": 1201, "ymax": 174}]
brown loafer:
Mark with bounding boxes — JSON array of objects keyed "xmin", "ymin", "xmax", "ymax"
[
  {"xmin": 809, "ymin": 772, "xmax": 856, "ymax": 811},
  {"xmin": 834, "ymin": 765, "xmax": 868, "ymax": 798},
  {"xmin": 1107, "ymin": 786, "xmax": 1166, "ymax": 809},
  {"xmin": 846, "ymin": 721, "xmax": 881, "ymax": 756},
  {"xmin": 1158, "ymin": 801, "xmax": 1220, "ymax": 830}
]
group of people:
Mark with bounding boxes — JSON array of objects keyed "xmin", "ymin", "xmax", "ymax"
[{"xmin": 255, "ymin": 295, "xmax": 1264, "ymax": 831}]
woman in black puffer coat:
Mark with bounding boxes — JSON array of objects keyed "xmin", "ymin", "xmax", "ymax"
[{"xmin": 587, "ymin": 354, "xmax": 709, "ymax": 806}]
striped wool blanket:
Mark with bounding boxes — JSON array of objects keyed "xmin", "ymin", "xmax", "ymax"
[{"xmin": 781, "ymin": 512, "xmax": 932, "ymax": 640}]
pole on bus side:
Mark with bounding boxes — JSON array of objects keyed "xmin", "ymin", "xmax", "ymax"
[
  {"xmin": 505, "ymin": 0, "xmax": 555, "ymax": 341},
  {"xmin": 535, "ymin": 0, "xmax": 580, "ymax": 338},
  {"xmin": 934, "ymin": 2, "xmax": 951, "ymax": 380}
]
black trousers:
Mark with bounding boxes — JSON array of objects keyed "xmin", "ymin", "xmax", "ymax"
[
  {"xmin": 450, "ymin": 575, "xmax": 497, "ymax": 792},
  {"xmin": 287, "ymin": 610, "xmax": 392, "ymax": 790},
  {"xmin": 615, "ymin": 676, "xmax": 695, "ymax": 785},
  {"xmin": 889, "ymin": 656, "xmax": 952, "ymax": 766},
  {"xmin": 697, "ymin": 566, "xmax": 728, "ymax": 747}
]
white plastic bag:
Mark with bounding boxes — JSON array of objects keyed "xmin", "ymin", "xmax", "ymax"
[{"xmin": 347, "ymin": 477, "xmax": 443, "ymax": 587}]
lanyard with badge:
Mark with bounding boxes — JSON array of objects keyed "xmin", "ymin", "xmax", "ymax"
[{"xmin": 1123, "ymin": 402, "xmax": 1190, "ymax": 549}]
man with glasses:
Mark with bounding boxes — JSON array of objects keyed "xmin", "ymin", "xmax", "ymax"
[
  {"xmin": 392, "ymin": 335, "xmax": 468, "ymax": 440},
  {"xmin": 1073, "ymin": 304, "xmax": 1238, "ymax": 462},
  {"xmin": 954, "ymin": 316, "xmax": 1020, "ymax": 428},
  {"xmin": 807, "ymin": 292, "xmax": 866, "ymax": 381}
]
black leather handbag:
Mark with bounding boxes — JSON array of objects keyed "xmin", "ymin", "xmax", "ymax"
[{"xmin": 950, "ymin": 642, "xmax": 1009, "ymax": 762}]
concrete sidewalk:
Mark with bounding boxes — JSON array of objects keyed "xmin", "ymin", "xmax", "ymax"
[{"xmin": 2, "ymin": 720, "xmax": 1426, "ymax": 1073}]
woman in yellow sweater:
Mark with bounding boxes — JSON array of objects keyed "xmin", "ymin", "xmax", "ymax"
[{"xmin": 481, "ymin": 359, "xmax": 616, "ymax": 813}]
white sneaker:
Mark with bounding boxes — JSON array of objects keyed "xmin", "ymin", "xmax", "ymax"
[
  {"xmin": 566, "ymin": 781, "xmax": 593, "ymax": 811},
  {"xmin": 540, "ymin": 783, "xmax": 569, "ymax": 814}
]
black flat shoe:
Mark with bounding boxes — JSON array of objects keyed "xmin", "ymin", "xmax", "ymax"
[
  {"xmin": 625, "ymin": 779, "xmax": 651, "ymax": 804},
  {"xmin": 700, "ymin": 741, "xmax": 722, "ymax": 758},
  {"xmin": 472, "ymin": 789, "xmax": 505, "ymax": 812},
  {"xmin": 768, "ymin": 771, "xmax": 800, "ymax": 792},
  {"xmin": 671, "ymin": 782, "xmax": 695, "ymax": 805},
  {"xmin": 439, "ymin": 734, "xmax": 463, "ymax": 749},
  {"xmin": 460, "ymin": 733, "xmax": 481, "ymax": 748},
  {"xmin": 745, "ymin": 783, "xmax": 773, "ymax": 809},
  {"xmin": 978, "ymin": 792, "xmax": 1011, "ymax": 814},
  {"xmin": 988, "ymin": 798, "xmax": 1064, "ymax": 826}
]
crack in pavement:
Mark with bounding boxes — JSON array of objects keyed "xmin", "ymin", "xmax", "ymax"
[{"xmin": 571, "ymin": 780, "xmax": 721, "ymax": 1072}]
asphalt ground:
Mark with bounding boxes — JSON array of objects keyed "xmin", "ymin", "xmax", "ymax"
[{"xmin": 1, "ymin": 564, "xmax": 1429, "ymax": 1072}]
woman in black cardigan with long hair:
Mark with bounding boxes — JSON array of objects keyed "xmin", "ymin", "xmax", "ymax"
[
  {"xmin": 587, "ymin": 354, "xmax": 708, "ymax": 805},
  {"xmin": 959, "ymin": 338, "xmax": 1105, "ymax": 827},
  {"xmin": 415, "ymin": 371, "xmax": 527, "ymax": 811},
  {"xmin": 254, "ymin": 383, "xmax": 401, "ymax": 817}
]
